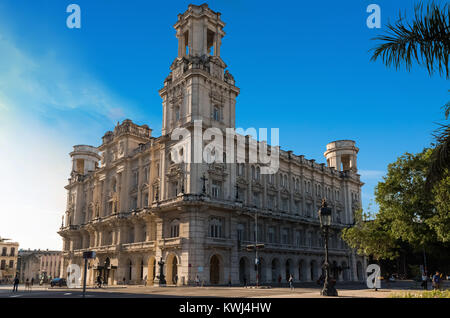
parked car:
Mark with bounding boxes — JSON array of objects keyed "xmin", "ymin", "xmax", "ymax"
[{"xmin": 50, "ymin": 278, "xmax": 67, "ymax": 287}]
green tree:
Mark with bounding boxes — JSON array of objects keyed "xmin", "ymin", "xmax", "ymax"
[
  {"xmin": 342, "ymin": 149, "xmax": 450, "ymax": 265},
  {"xmin": 428, "ymin": 171, "xmax": 450, "ymax": 242},
  {"xmin": 341, "ymin": 208, "xmax": 399, "ymax": 260}
]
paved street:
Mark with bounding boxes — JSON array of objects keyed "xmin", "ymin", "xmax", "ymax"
[{"xmin": 1, "ymin": 280, "xmax": 446, "ymax": 298}]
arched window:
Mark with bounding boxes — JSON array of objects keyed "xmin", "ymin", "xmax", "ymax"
[
  {"xmin": 251, "ymin": 166, "xmax": 256, "ymax": 180},
  {"xmin": 209, "ymin": 218, "xmax": 222, "ymax": 238},
  {"xmin": 256, "ymin": 166, "xmax": 261, "ymax": 181}
]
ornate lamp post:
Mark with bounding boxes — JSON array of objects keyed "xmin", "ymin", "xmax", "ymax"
[{"xmin": 318, "ymin": 199, "xmax": 338, "ymax": 296}]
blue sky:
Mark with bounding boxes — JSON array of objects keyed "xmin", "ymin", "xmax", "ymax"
[{"xmin": 0, "ymin": 0, "xmax": 448, "ymax": 249}]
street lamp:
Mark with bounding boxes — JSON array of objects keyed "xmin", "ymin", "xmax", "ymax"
[{"xmin": 318, "ymin": 199, "xmax": 338, "ymax": 296}]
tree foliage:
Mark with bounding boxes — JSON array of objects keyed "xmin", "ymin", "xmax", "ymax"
[{"xmin": 342, "ymin": 149, "xmax": 450, "ymax": 261}]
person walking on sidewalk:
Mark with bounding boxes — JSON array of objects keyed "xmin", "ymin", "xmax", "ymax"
[
  {"xmin": 432, "ymin": 271, "xmax": 441, "ymax": 290},
  {"xmin": 12, "ymin": 275, "xmax": 19, "ymax": 293},
  {"xmin": 288, "ymin": 275, "xmax": 294, "ymax": 290}
]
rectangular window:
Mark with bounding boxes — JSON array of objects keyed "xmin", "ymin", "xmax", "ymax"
[
  {"xmin": 282, "ymin": 228, "xmax": 289, "ymax": 244},
  {"xmin": 253, "ymin": 192, "xmax": 260, "ymax": 208},
  {"xmin": 1, "ymin": 247, "xmax": 6, "ymax": 256},
  {"xmin": 211, "ymin": 181, "xmax": 221, "ymax": 198},
  {"xmin": 133, "ymin": 170, "xmax": 139, "ymax": 187},
  {"xmin": 268, "ymin": 227, "xmax": 275, "ymax": 243},
  {"xmin": 0, "ymin": 260, "xmax": 5, "ymax": 270},
  {"xmin": 131, "ymin": 197, "xmax": 138, "ymax": 210},
  {"xmin": 267, "ymin": 195, "xmax": 275, "ymax": 210},
  {"xmin": 295, "ymin": 230, "xmax": 301, "ymax": 247},
  {"xmin": 9, "ymin": 248, "xmax": 15, "ymax": 256},
  {"xmin": 281, "ymin": 198, "xmax": 288, "ymax": 212},
  {"xmin": 143, "ymin": 193, "xmax": 149, "ymax": 207}
]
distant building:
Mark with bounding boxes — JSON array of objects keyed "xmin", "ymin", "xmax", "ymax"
[
  {"xmin": 0, "ymin": 237, "xmax": 19, "ymax": 282},
  {"xmin": 18, "ymin": 249, "xmax": 62, "ymax": 283}
]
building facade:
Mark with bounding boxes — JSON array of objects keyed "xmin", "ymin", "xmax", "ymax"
[
  {"xmin": 59, "ymin": 3, "xmax": 366, "ymax": 286},
  {"xmin": 18, "ymin": 249, "xmax": 62, "ymax": 283},
  {"xmin": 0, "ymin": 237, "xmax": 19, "ymax": 283}
]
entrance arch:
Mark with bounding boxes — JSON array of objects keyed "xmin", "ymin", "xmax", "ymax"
[
  {"xmin": 166, "ymin": 254, "xmax": 179, "ymax": 285},
  {"xmin": 298, "ymin": 259, "xmax": 306, "ymax": 282},
  {"xmin": 239, "ymin": 257, "xmax": 249, "ymax": 285},
  {"xmin": 103, "ymin": 258, "xmax": 110, "ymax": 285},
  {"xmin": 285, "ymin": 259, "xmax": 294, "ymax": 281},
  {"xmin": 357, "ymin": 261, "xmax": 363, "ymax": 281},
  {"xmin": 258, "ymin": 257, "xmax": 266, "ymax": 283},
  {"xmin": 310, "ymin": 260, "xmax": 317, "ymax": 281},
  {"xmin": 331, "ymin": 261, "xmax": 339, "ymax": 280},
  {"xmin": 271, "ymin": 258, "xmax": 280, "ymax": 283},
  {"xmin": 147, "ymin": 256, "xmax": 156, "ymax": 284},
  {"xmin": 342, "ymin": 261, "xmax": 350, "ymax": 281},
  {"xmin": 127, "ymin": 259, "xmax": 132, "ymax": 282},
  {"xmin": 210, "ymin": 255, "xmax": 221, "ymax": 285}
]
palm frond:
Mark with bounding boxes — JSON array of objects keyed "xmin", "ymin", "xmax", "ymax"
[
  {"xmin": 444, "ymin": 100, "xmax": 450, "ymax": 119},
  {"xmin": 370, "ymin": 2, "xmax": 450, "ymax": 78}
]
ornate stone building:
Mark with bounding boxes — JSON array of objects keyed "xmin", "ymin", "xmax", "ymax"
[{"xmin": 59, "ymin": 3, "xmax": 366, "ymax": 286}]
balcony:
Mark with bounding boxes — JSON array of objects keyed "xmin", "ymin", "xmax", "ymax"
[
  {"xmin": 158, "ymin": 237, "xmax": 182, "ymax": 248},
  {"xmin": 205, "ymin": 237, "xmax": 234, "ymax": 248},
  {"xmin": 121, "ymin": 241, "xmax": 156, "ymax": 252}
]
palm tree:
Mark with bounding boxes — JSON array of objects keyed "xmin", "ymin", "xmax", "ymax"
[{"xmin": 370, "ymin": 2, "xmax": 449, "ymax": 186}]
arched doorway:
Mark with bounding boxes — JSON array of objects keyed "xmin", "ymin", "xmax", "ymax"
[
  {"xmin": 357, "ymin": 261, "xmax": 363, "ymax": 281},
  {"xmin": 342, "ymin": 262, "xmax": 349, "ymax": 281},
  {"xmin": 258, "ymin": 258, "xmax": 266, "ymax": 283},
  {"xmin": 103, "ymin": 258, "xmax": 110, "ymax": 285},
  {"xmin": 310, "ymin": 260, "xmax": 317, "ymax": 281},
  {"xmin": 271, "ymin": 259, "xmax": 280, "ymax": 283},
  {"xmin": 127, "ymin": 259, "xmax": 132, "ymax": 283},
  {"xmin": 285, "ymin": 259, "xmax": 293, "ymax": 282},
  {"xmin": 147, "ymin": 257, "xmax": 156, "ymax": 284},
  {"xmin": 210, "ymin": 255, "xmax": 220, "ymax": 285},
  {"xmin": 331, "ymin": 261, "xmax": 339, "ymax": 280},
  {"xmin": 298, "ymin": 260, "xmax": 305, "ymax": 282},
  {"xmin": 166, "ymin": 254, "xmax": 178, "ymax": 285},
  {"xmin": 239, "ymin": 258, "xmax": 247, "ymax": 285}
]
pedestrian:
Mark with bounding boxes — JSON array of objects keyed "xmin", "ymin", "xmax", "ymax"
[
  {"xmin": 243, "ymin": 276, "xmax": 247, "ymax": 287},
  {"xmin": 31, "ymin": 277, "xmax": 34, "ymax": 286},
  {"xmin": 123, "ymin": 277, "xmax": 126, "ymax": 285},
  {"xmin": 25, "ymin": 278, "xmax": 31, "ymax": 291},
  {"xmin": 421, "ymin": 272, "xmax": 428, "ymax": 290},
  {"xmin": 228, "ymin": 275, "xmax": 232, "ymax": 287},
  {"xmin": 432, "ymin": 271, "xmax": 441, "ymax": 290},
  {"xmin": 97, "ymin": 275, "xmax": 102, "ymax": 288},
  {"xmin": 278, "ymin": 275, "xmax": 282, "ymax": 284},
  {"xmin": 12, "ymin": 275, "xmax": 19, "ymax": 293},
  {"xmin": 144, "ymin": 275, "xmax": 147, "ymax": 286},
  {"xmin": 174, "ymin": 275, "xmax": 178, "ymax": 285},
  {"xmin": 195, "ymin": 275, "xmax": 200, "ymax": 287},
  {"xmin": 288, "ymin": 274, "xmax": 294, "ymax": 290}
]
